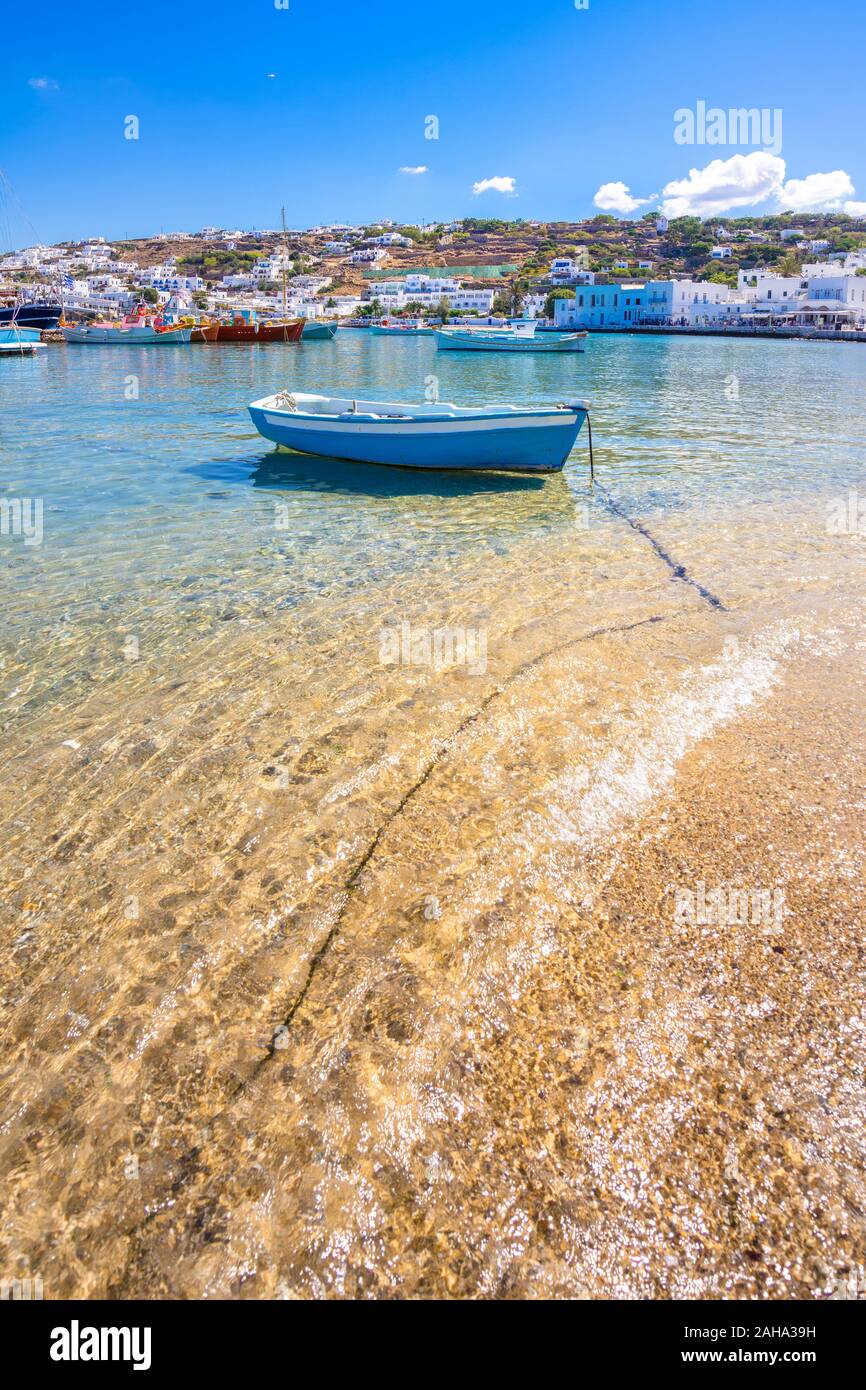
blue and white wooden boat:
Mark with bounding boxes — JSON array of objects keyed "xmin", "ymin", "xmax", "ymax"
[
  {"xmin": 248, "ymin": 391, "xmax": 589, "ymax": 472},
  {"xmin": 0, "ymin": 326, "xmax": 44, "ymax": 355},
  {"xmin": 436, "ymin": 323, "xmax": 586, "ymax": 352}
]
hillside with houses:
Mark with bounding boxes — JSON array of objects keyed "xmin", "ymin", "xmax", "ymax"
[{"xmin": 2, "ymin": 212, "xmax": 865, "ymax": 330}]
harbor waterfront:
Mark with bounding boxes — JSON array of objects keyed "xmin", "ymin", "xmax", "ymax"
[{"xmin": 2, "ymin": 330, "xmax": 866, "ymax": 1298}]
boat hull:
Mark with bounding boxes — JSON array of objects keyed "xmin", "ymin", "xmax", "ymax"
[
  {"xmin": 371, "ymin": 325, "xmax": 434, "ymax": 336},
  {"xmin": 302, "ymin": 322, "xmax": 338, "ymax": 340},
  {"xmin": 0, "ymin": 341, "xmax": 44, "ymax": 355},
  {"xmin": 0, "ymin": 326, "xmax": 42, "ymax": 344},
  {"xmin": 215, "ymin": 319, "xmax": 304, "ymax": 342},
  {"xmin": 190, "ymin": 324, "xmax": 220, "ymax": 342},
  {"xmin": 435, "ymin": 328, "xmax": 586, "ymax": 352},
  {"xmin": 62, "ymin": 326, "xmax": 191, "ymax": 344},
  {"xmin": 0, "ymin": 303, "xmax": 62, "ymax": 330},
  {"xmin": 249, "ymin": 397, "xmax": 587, "ymax": 472}
]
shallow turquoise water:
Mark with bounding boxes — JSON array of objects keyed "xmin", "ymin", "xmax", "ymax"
[{"xmin": 1, "ymin": 329, "xmax": 865, "ymax": 687}]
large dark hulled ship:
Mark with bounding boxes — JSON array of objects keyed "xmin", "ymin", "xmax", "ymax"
[{"xmin": 0, "ymin": 302, "xmax": 63, "ymax": 329}]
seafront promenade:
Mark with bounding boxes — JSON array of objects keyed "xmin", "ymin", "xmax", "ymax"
[{"xmin": 583, "ymin": 323, "xmax": 866, "ymax": 343}]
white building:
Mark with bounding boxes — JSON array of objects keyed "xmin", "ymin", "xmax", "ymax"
[
  {"xmin": 366, "ymin": 274, "xmax": 495, "ymax": 314},
  {"xmin": 368, "ymin": 232, "xmax": 413, "ymax": 247},
  {"xmin": 711, "ymin": 245, "xmax": 733, "ymax": 259}
]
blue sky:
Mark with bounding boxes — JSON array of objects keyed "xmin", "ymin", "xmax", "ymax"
[{"xmin": 2, "ymin": 0, "xmax": 865, "ymax": 246}]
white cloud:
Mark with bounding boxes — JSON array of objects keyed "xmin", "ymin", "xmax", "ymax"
[
  {"xmin": 472, "ymin": 175, "xmax": 517, "ymax": 196},
  {"xmin": 28, "ymin": 77, "xmax": 59, "ymax": 90},
  {"xmin": 593, "ymin": 181, "xmax": 656, "ymax": 215},
  {"xmin": 843, "ymin": 201, "xmax": 866, "ymax": 218},
  {"xmin": 776, "ymin": 169, "xmax": 855, "ymax": 213},
  {"xmin": 399, "ymin": 165, "xmax": 428, "ymax": 175},
  {"xmin": 660, "ymin": 151, "xmax": 786, "ymax": 219}
]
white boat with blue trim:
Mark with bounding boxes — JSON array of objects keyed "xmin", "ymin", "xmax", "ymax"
[
  {"xmin": 371, "ymin": 322, "xmax": 435, "ymax": 336},
  {"xmin": 435, "ymin": 322, "xmax": 587, "ymax": 352},
  {"xmin": 248, "ymin": 391, "xmax": 589, "ymax": 473}
]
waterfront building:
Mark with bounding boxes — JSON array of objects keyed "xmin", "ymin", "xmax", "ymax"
[{"xmin": 553, "ymin": 278, "xmax": 732, "ymax": 329}]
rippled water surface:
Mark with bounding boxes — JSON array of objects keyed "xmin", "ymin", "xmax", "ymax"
[{"xmin": 2, "ymin": 332, "xmax": 865, "ymax": 1298}]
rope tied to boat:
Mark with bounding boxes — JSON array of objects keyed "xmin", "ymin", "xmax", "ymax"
[{"xmin": 557, "ymin": 402, "xmax": 594, "ymax": 480}]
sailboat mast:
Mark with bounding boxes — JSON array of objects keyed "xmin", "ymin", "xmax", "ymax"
[{"xmin": 281, "ymin": 206, "xmax": 288, "ymax": 317}]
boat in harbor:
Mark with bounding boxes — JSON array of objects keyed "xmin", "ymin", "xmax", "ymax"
[
  {"xmin": 302, "ymin": 321, "xmax": 338, "ymax": 341},
  {"xmin": 435, "ymin": 323, "xmax": 587, "ymax": 352},
  {"xmin": 214, "ymin": 316, "xmax": 304, "ymax": 342},
  {"xmin": 248, "ymin": 390, "xmax": 589, "ymax": 472},
  {"xmin": 62, "ymin": 323, "xmax": 192, "ymax": 344},
  {"xmin": 371, "ymin": 322, "xmax": 434, "ymax": 336},
  {"xmin": 0, "ymin": 301, "xmax": 62, "ymax": 330},
  {"xmin": 0, "ymin": 325, "xmax": 44, "ymax": 355},
  {"xmin": 216, "ymin": 206, "xmax": 307, "ymax": 344}
]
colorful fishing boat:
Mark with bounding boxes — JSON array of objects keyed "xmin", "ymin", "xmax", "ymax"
[
  {"xmin": 189, "ymin": 323, "xmax": 220, "ymax": 342},
  {"xmin": 302, "ymin": 321, "xmax": 339, "ymax": 340},
  {"xmin": 248, "ymin": 390, "xmax": 589, "ymax": 473},
  {"xmin": 62, "ymin": 323, "xmax": 192, "ymax": 344},
  {"xmin": 435, "ymin": 323, "xmax": 587, "ymax": 352}
]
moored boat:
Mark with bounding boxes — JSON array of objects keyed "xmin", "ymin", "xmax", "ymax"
[
  {"xmin": 371, "ymin": 322, "xmax": 434, "ymax": 336},
  {"xmin": 214, "ymin": 317, "xmax": 304, "ymax": 342},
  {"xmin": 257, "ymin": 319, "xmax": 305, "ymax": 343},
  {"xmin": 248, "ymin": 390, "xmax": 589, "ymax": 473},
  {"xmin": 302, "ymin": 321, "xmax": 339, "ymax": 340},
  {"xmin": 0, "ymin": 302, "xmax": 62, "ymax": 330},
  {"xmin": 62, "ymin": 324, "xmax": 192, "ymax": 344},
  {"xmin": 190, "ymin": 323, "xmax": 220, "ymax": 342},
  {"xmin": 0, "ymin": 325, "xmax": 44, "ymax": 355},
  {"xmin": 435, "ymin": 323, "xmax": 587, "ymax": 352}
]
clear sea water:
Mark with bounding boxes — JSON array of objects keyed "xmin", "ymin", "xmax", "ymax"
[{"xmin": 1, "ymin": 329, "xmax": 865, "ymax": 1298}]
